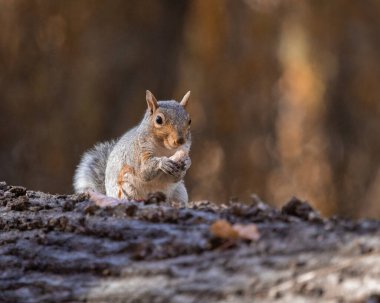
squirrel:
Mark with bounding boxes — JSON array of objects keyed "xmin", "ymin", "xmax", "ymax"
[{"xmin": 73, "ymin": 90, "xmax": 192, "ymax": 205}]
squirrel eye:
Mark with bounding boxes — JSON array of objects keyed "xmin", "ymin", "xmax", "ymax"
[
  {"xmin": 155, "ymin": 115, "xmax": 163, "ymax": 125},
  {"xmin": 188, "ymin": 119, "xmax": 192, "ymax": 125}
]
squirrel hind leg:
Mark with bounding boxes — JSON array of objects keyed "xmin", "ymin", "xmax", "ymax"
[
  {"xmin": 73, "ymin": 140, "xmax": 116, "ymax": 194},
  {"xmin": 170, "ymin": 182, "xmax": 188, "ymax": 207}
]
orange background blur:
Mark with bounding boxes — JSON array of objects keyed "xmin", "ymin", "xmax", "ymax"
[{"xmin": 1, "ymin": 0, "xmax": 380, "ymax": 218}]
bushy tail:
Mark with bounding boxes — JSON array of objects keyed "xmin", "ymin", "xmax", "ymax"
[{"xmin": 73, "ymin": 140, "xmax": 116, "ymax": 194}]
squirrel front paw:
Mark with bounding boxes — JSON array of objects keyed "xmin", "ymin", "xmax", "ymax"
[
  {"xmin": 159, "ymin": 157, "xmax": 182, "ymax": 178},
  {"xmin": 180, "ymin": 155, "xmax": 191, "ymax": 171},
  {"xmin": 169, "ymin": 150, "xmax": 191, "ymax": 171}
]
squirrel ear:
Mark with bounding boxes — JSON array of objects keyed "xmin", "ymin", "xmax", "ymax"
[
  {"xmin": 146, "ymin": 90, "xmax": 158, "ymax": 114},
  {"xmin": 180, "ymin": 91, "xmax": 191, "ymax": 108}
]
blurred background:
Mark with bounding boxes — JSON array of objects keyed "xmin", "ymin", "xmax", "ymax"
[{"xmin": 1, "ymin": 0, "xmax": 380, "ymax": 218}]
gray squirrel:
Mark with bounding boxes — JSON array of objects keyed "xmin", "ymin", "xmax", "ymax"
[{"xmin": 73, "ymin": 90, "xmax": 192, "ymax": 205}]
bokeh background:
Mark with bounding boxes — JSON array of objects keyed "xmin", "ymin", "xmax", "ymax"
[{"xmin": 1, "ymin": 0, "xmax": 380, "ymax": 218}]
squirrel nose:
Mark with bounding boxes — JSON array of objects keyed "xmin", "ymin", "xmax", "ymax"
[{"xmin": 175, "ymin": 137, "xmax": 185, "ymax": 145}]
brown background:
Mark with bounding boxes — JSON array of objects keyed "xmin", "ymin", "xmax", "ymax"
[{"xmin": 1, "ymin": 0, "xmax": 380, "ymax": 218}]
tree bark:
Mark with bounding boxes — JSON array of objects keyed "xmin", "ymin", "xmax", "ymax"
[{"xmin": 1, "ymin": 181, "xmax": 380, "ymax": 302}]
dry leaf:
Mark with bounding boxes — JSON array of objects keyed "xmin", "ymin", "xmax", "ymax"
[
  {"xmin": 210, "ymin": 219, "xmax": 239, "ymax": 239},
  {"xmin": 210, "ymin": 219, "xmax": 260, "ymax": 241}
]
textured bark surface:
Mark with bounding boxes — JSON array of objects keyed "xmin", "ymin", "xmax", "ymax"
[{"xmin": 1, "ymin": 181, "xmax": 380, "ymax": 303}]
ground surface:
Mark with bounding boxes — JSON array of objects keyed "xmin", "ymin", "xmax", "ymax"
[{"xmin": 1, "ymin": 181, "xmax": 380, "ymax": 303}]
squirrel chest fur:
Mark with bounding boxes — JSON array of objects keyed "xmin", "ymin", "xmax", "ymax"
[{"xmin": 73, "ymin": 90, "xmax": 192, "ymax": 205}]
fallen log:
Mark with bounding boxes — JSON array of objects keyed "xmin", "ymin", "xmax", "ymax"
[{"xmin": 0, "ymin": 181, "xmax": 380, "ymax": 302}]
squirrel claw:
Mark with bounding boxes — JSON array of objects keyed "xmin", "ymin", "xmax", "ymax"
[{"xmin": 160, "ymin": 158, "xmax": 182, "ymax": 177}]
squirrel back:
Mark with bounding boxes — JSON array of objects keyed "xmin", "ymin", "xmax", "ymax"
[{"xmin": 73, "ymin": 90, "xmax": 192, "ymax": 205}]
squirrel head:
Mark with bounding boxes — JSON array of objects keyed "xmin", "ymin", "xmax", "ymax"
[{"xmin": 145, "ymin": 90, "xmax": 191, "ymax": 150}]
